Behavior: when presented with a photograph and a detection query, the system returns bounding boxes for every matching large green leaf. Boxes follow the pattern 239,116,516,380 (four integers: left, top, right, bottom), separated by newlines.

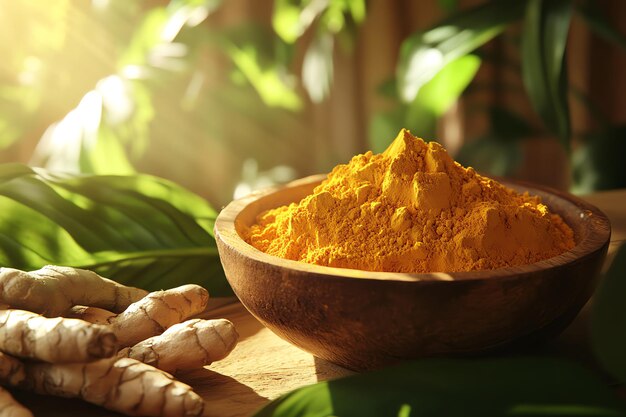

0,164,231,295
521,0,572,147
254,358,626,417
272,0,311,44
412,55,481,116
592,243,626,385
406,54,481,139
397,0,526,102
369,55,480,149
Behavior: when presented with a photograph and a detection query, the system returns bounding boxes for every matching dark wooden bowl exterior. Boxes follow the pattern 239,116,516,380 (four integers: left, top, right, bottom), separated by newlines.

215,175,611,370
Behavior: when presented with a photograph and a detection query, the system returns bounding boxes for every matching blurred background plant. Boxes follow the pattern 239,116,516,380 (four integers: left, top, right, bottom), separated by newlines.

1,0,625,209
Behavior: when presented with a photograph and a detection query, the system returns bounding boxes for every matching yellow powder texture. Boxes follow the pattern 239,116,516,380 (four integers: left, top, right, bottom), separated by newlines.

243,129,575,273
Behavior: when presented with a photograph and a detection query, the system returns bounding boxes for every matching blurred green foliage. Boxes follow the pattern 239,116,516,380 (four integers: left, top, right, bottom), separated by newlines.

0,0,371,203
272,0,365,103
375,0,626,189
0,163,230,295
395,1,525,104
370,54,481,151
1,0,626,199
521,0,572,148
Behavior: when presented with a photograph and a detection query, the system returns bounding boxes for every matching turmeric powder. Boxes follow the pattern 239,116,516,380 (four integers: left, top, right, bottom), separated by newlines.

244,129,575,273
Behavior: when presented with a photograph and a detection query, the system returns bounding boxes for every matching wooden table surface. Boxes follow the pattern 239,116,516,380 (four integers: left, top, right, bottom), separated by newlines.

10,189,626,417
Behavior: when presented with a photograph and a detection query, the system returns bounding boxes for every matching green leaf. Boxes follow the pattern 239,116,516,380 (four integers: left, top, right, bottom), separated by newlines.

272,0,364,43
273,0,331,43
521,0,572,147
322,1,347,34
0,164,231,295
397,0,526,102
576,1,626,53
227,42,303,110
272,0,307,44
345,0,366,24
592,243,626,385
372,56,480,144
409,52,479,137
410,54,481,115
253,358,626,417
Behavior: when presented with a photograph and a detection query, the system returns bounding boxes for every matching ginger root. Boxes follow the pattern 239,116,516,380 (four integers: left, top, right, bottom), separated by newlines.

0,309,117,363
0,266,147,317
0,266,237,417
0,386,33,417
121,318,238,373
70,305,239,374
73,285,210,347
66,305,115,324
0,353,30,417
0,353,25,387
13,357,204,417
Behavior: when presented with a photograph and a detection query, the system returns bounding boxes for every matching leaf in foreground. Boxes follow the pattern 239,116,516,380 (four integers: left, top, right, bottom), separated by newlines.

0,164,231,295
592,243,626,385
254,358,626,417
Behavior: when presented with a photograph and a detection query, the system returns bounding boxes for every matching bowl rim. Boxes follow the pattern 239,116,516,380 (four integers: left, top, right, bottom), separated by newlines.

215,174,611,283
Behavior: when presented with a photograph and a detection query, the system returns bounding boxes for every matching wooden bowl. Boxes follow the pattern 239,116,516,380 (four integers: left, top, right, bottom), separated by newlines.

214,175,611,370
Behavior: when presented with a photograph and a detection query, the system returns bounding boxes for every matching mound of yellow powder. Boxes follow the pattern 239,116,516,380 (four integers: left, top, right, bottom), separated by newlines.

244,129,575,273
